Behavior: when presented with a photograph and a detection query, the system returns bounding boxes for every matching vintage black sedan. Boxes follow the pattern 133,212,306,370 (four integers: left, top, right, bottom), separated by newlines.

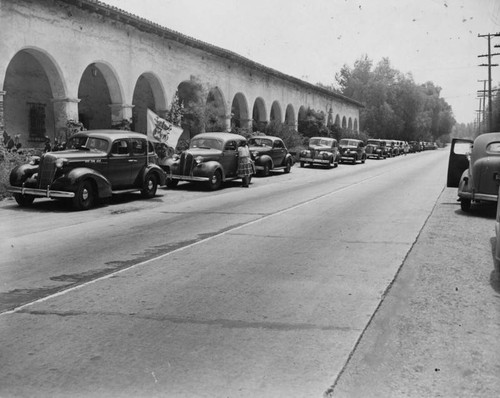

298,137,340,168
8,130,166,210
248,135,293,176
339,138,367,164
447,133,500,212
162,132,249,190
365,139,388,159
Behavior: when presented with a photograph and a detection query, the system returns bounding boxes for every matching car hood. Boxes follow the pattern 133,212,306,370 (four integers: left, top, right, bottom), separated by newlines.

43,150,107,160
249,146,272,154
308,145,332,151
184,148,223,158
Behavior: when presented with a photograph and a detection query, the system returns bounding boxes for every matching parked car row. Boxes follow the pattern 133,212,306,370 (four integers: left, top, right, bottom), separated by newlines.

7,130,434,211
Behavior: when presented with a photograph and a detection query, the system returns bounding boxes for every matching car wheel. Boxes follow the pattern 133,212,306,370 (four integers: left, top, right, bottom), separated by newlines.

207,169,222,190
141,173,158,198
284,158,292,173
361,156,366,164
262,162,271,177
460,198,471,212
13,193,35,207
166,178,179,188
72,180,95,211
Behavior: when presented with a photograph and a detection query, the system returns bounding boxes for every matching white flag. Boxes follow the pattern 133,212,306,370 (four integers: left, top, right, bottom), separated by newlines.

146,109,183,149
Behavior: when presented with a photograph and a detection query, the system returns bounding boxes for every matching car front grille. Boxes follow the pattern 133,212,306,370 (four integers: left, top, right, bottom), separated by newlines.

38,154,57,188
179,152,195,176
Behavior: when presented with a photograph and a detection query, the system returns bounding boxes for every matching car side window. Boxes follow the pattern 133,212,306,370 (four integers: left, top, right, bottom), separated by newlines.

131,139,147,155
225,141,237,151
111,140,129,155
274,140,284,149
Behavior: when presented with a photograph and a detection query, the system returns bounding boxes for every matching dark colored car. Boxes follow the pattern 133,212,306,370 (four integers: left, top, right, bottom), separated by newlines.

298,137,340,168
8,130,166,210
447,133,500,212
338,138,366,164
365,139,388,159
248,135,293,176
162,132,250,190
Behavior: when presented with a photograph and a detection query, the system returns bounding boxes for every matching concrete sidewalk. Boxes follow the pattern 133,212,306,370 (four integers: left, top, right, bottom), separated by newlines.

327,188,500,397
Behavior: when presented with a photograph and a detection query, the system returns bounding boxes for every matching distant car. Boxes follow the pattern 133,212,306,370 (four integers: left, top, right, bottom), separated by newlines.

298,137,340,168
8,130,166,210
162,132,250,190
365,139,388,159
338,138,366,164
447,133,500,212
248,135,293,176
382,139,397,157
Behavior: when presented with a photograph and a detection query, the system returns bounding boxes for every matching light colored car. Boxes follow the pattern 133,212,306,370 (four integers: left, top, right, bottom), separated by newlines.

447,133,500,212
162,132,250,190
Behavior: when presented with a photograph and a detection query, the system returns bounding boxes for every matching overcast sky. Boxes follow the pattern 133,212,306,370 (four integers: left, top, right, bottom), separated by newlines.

103,0,500,125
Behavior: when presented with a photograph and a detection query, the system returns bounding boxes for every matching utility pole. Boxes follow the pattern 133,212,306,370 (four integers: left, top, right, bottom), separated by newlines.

478,32,500,132
477,79,487,134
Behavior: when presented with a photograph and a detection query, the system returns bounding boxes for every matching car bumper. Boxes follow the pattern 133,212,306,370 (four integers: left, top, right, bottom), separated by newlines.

168,174,210,182
459,191,497,202
8,185,75,198
299,157,330,164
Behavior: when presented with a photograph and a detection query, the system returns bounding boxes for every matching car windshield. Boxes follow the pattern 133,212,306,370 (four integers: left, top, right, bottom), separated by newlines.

339,139,357,146
67,136,109,152
309,138,332,147
367,141,380,146
248,138,273,147
190,137,223,150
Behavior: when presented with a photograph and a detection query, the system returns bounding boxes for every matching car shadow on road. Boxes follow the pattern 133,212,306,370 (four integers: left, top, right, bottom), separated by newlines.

453,201,496,220
489,237,500,295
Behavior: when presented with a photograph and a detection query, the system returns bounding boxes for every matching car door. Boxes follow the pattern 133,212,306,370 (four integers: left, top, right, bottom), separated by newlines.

130,137,148,186
271,139,286,166
221,140,238,177
447,138,473,187
108,139,132,188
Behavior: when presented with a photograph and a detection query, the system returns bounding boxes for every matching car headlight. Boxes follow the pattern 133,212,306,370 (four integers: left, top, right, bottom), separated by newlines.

55,158,68,168
195,156,204,164
252,151,259,158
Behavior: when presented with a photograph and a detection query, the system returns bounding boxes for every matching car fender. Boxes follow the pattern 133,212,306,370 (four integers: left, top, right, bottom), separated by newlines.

65,168,112,198
137,164,166,186
9,164,38,186
284,153,294,165
458,168,472,198
255,154,273,168
187,160,226,180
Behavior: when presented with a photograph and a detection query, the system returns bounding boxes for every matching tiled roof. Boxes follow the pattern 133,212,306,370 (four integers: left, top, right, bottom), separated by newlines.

62,0,363,108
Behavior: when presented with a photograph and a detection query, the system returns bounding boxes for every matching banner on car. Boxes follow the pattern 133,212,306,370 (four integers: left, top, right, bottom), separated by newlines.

146,109,183,158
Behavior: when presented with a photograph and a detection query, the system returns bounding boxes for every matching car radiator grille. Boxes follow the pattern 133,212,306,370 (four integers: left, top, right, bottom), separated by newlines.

38,154,57,188
179,152,195,176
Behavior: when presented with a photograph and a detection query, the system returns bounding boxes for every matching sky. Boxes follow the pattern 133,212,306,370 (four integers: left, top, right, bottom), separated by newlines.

102,0,500,124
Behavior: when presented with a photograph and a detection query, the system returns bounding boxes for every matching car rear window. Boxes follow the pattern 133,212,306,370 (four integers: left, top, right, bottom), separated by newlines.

486,142,500,153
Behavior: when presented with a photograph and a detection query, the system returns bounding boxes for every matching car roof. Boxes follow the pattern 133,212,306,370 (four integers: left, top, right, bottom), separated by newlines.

193,132,246,141
72,129,150,140
250,135,282,141
340,138,362,142
310,136,335,141
472,132,500,155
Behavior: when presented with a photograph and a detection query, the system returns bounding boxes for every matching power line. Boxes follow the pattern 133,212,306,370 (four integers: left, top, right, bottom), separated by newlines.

478,32,500,132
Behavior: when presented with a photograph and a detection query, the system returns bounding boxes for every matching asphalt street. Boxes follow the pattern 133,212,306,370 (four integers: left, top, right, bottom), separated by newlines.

2,149,498,397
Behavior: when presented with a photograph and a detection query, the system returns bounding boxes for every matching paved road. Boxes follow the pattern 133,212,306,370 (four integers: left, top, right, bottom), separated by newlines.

0,149,452,397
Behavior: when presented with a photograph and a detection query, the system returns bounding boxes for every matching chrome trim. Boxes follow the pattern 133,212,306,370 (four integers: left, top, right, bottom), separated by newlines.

169,174,209,182
8,186,75,198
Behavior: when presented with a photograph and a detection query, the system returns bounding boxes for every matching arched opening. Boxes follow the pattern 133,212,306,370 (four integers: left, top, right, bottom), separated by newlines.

3,48,66,148
252,97,267,132
270,101,282,124
342,116,347,130
348,117,353,132
205,87,226,132
177,79,205,138
354,119,358,132
132,72,167,134
285,104,296,127
335,114,340,127
78,62,123,130
297,106,307,135
327,108,334,127
231,92,249,130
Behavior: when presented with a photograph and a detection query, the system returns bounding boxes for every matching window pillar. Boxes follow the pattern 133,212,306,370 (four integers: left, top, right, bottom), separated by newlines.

109,103,134,129
0,91,5,138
